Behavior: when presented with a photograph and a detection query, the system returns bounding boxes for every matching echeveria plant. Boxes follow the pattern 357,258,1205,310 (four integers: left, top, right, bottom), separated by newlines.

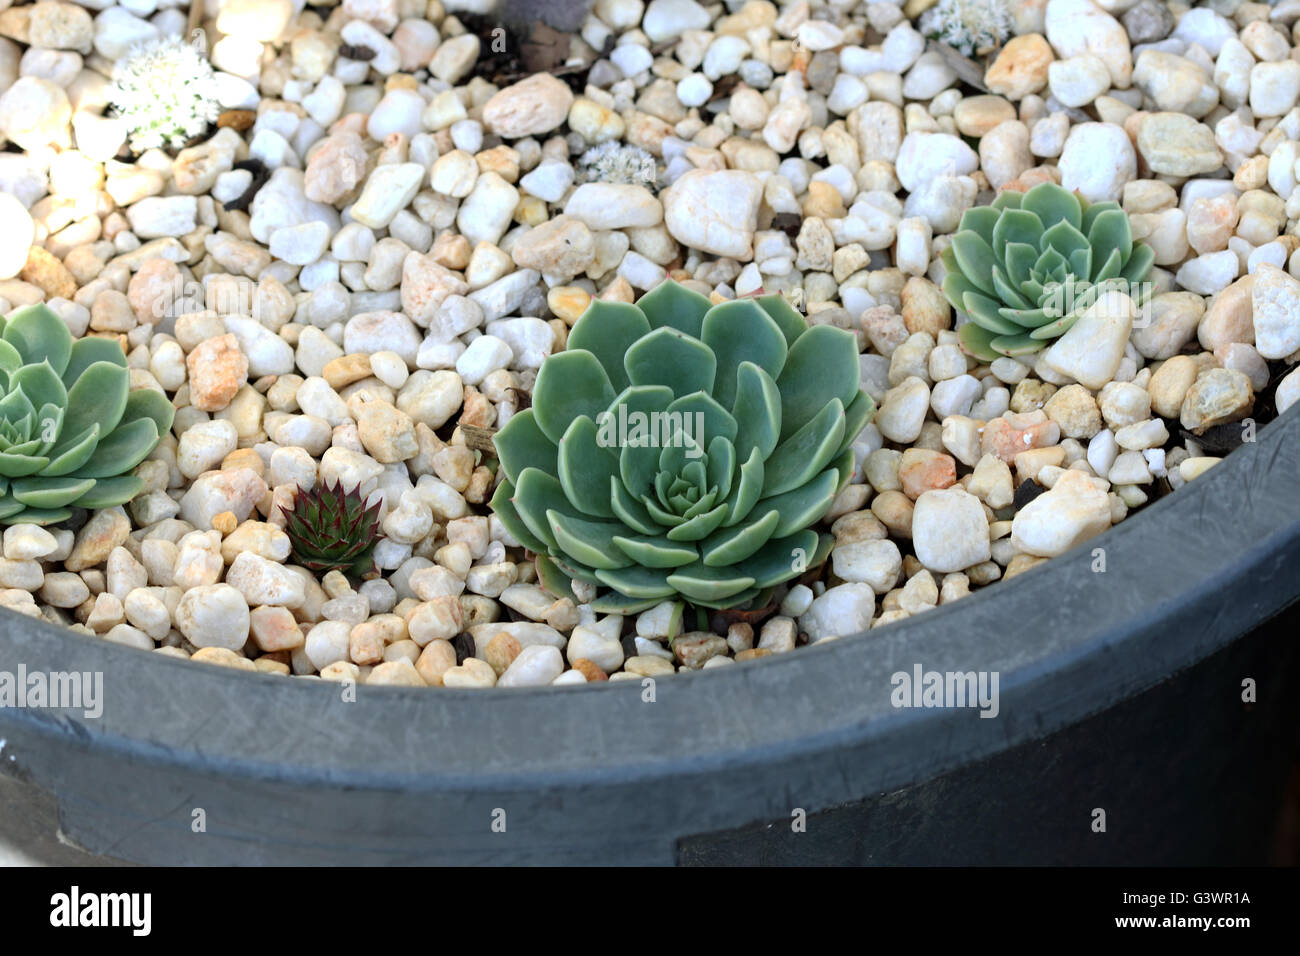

942,182,1155,361
490,282,873,613
0,304,174,525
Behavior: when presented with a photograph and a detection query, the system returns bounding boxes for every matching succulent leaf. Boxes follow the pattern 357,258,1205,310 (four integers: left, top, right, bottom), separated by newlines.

950,232,1000,296
612,532,698,568
11,361,67,413
735,529,822,587
700,508,780,567
960,204,1000,243
667,391,737,445
514,467,578,551
119,387,177,438
63,361,129,446
1122,243,1157,288
624,326,716,397
41,425,100,477
557,416,619,519
592,564,677,602
493,281,872,612
71,474,144,510
699,299,787,409
63,335,128,386
731,362,782,463
942,183,1154,361
547,510,633,570
704,436,735,501
665,562,755,604
753,292,809,347
73,417,160,479
1022,182,1082,230
11,476,97,509
762,399,845,497
774,324,859,441
635,280,711,336
722,445,765,527
563,300,651,393
531,349,616,443
762,467,840,538
0,451,49,477
839,391,878,457
534,554,577,603
664,502,728,542
493,409,558,485
0,341,23,379
3,305,73,375
490,478,550,554
609,475,657,535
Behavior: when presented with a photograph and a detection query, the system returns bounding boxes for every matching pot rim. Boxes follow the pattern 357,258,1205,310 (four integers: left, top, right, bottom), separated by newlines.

3,408,1298,801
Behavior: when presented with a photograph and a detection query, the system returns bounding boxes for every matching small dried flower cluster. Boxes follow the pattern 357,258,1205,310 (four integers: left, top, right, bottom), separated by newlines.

576,141,660,192
108,36,222,152
919,0,1013,56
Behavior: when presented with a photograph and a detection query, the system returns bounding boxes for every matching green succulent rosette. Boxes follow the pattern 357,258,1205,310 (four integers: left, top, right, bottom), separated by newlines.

0,304,175,525
489,282,874,614
283,479,383,579
942,182,1156,362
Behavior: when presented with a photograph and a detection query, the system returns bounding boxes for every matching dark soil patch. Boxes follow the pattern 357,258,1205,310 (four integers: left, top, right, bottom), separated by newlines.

457,15,603,93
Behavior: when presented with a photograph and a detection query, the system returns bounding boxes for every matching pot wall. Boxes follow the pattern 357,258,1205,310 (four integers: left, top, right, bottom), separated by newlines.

0,410,1298,865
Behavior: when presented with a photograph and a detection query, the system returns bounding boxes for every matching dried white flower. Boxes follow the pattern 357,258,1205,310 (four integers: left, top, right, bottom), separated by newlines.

919,0,1013,57
576,142,660,192
108,36,222,152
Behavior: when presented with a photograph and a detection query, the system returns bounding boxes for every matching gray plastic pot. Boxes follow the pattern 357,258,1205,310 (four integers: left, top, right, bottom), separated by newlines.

0,408,1297,865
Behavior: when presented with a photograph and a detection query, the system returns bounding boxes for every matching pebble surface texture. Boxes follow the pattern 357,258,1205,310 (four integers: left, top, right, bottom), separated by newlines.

0,0,1296,688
